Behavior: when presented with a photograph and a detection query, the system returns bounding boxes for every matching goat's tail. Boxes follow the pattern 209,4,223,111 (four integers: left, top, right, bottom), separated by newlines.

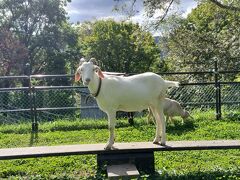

165,80,179,88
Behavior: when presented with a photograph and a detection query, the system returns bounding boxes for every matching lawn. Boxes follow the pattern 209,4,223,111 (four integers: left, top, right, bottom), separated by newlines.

0,110,239,179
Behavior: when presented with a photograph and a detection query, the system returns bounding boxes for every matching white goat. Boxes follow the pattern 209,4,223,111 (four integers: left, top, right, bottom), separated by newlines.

75,58,179,150
147,98,190,124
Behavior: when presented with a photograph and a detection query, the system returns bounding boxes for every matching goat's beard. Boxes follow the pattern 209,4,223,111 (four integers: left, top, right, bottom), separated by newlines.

83,81,89,86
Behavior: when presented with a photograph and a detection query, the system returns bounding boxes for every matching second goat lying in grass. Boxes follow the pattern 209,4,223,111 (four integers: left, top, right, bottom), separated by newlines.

75,58,179,150
147,98,191,124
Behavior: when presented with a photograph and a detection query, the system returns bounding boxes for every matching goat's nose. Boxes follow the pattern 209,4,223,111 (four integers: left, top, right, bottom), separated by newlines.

85,78,91,83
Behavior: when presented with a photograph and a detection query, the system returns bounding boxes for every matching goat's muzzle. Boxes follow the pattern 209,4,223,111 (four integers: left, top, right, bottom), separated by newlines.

83,78,91,85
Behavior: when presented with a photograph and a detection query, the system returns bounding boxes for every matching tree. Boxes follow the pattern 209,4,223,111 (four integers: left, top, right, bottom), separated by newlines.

77,20,162,73
0,27,27,77
0,27,28,114
115,0,240,26
0,0,80,77
207,0,240,11
0,0,80,116
163,2,240,80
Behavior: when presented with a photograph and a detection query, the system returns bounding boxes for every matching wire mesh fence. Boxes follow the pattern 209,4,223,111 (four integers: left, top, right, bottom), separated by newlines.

221,83,240,111
168,84,216,111
0,65,240,128
0,88,31,123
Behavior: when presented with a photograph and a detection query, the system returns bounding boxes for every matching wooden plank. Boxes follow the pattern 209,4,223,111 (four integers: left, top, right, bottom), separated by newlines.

107,164,139,179
0,140,239,160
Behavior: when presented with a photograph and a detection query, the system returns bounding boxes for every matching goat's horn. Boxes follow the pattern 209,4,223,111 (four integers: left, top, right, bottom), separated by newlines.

79,58,86,66
89,58,97,65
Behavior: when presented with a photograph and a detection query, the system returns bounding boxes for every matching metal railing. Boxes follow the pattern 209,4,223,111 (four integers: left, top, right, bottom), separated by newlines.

0,61,239,131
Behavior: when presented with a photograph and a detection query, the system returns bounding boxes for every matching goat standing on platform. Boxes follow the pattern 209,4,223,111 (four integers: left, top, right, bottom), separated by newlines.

75,58,179,150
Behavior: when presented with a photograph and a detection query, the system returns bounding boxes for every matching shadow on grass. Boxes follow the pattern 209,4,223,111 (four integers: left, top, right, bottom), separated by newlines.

146,170,240,180
47,119,132,132
167,120,197,135
29,132,38,146
0,118,196,135
132,119,196,136
0,119,131,134
90,169,239,180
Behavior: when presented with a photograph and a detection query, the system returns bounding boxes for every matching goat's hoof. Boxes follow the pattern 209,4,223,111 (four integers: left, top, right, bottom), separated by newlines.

153,141,160,145
160,138,166,146
104,147,111,150
104,143,113,150
153,137,161,144
104,146,112,150
160,142,166,146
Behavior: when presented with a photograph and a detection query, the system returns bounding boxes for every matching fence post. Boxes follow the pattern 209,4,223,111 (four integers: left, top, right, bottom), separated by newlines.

26,63,35,131
25,63,38,132
218,83,222,119
32,86,38,132
214,60,221,120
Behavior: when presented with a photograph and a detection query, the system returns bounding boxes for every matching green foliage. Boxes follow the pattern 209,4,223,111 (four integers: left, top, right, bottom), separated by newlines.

162,2,240,80
78,20,162,73
0,0,81,116
0,28,28,77
0,0,80,77
225,111,240,122
0,111,239,179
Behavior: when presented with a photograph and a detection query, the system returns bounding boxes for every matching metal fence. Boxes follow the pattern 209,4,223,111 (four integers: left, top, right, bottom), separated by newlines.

0,61,239,131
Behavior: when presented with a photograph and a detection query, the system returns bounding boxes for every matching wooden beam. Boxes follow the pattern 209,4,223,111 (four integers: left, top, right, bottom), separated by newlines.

0,140,239,160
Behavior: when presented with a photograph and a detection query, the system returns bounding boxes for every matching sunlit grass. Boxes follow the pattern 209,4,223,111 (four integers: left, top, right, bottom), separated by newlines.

0,110,239,179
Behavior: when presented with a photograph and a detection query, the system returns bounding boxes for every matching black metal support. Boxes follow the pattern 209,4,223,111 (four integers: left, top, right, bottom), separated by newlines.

26,63,38,132
218,83,222,119
32,87,38,132
26,63,35,131
97,151,155,173
127,112,134,125
214,60,222,120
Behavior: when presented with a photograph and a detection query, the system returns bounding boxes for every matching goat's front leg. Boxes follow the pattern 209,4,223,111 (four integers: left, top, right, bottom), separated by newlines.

152,105,166,146
151,106,161,144
159,107,166,145
105,111,116,150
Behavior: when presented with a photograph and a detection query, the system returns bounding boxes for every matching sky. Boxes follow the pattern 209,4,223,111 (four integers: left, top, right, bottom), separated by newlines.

66,0,198,24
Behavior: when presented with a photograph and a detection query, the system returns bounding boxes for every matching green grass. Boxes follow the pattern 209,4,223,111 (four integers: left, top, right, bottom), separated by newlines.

0,110,239,179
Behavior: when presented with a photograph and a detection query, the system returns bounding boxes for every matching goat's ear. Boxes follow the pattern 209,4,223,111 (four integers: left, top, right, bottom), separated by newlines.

94,65,104,79
75,72,81,82
98,70,104,79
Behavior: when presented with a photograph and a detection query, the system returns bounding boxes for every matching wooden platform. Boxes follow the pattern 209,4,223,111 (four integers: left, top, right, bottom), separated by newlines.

0,140,239,160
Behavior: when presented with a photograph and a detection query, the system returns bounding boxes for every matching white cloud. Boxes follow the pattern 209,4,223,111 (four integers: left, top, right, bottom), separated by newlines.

67,9,82,15
182,6,194,18
66,0,198,24
181,0,198,18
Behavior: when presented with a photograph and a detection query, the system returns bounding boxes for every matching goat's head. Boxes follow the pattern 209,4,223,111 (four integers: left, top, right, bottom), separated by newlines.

182,110,190,119
75,58,104,86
